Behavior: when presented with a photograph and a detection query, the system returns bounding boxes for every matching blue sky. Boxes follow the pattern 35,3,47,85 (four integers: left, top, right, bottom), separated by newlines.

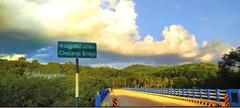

135,0,240,46
0,0,238,68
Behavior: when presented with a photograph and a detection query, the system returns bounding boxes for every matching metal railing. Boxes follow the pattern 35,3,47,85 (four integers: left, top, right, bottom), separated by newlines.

126,88,226,102
95,88,110,107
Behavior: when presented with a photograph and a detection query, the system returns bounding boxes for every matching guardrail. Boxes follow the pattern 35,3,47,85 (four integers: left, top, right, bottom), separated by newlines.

126,88,230,106
127,88,226,102
94,88,239,107
95,88,110,107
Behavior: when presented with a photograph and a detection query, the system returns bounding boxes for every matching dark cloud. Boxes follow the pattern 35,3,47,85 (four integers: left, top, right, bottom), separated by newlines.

0,31,50,54
24,47,198,68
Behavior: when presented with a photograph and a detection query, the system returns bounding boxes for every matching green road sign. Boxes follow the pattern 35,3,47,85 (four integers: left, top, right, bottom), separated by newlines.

58,41,97,58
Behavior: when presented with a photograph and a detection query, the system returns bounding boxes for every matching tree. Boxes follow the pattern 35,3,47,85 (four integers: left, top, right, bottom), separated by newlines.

218,47,240,88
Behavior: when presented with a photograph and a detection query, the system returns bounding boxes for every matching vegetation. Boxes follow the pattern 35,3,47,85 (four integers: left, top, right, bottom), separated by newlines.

0,47,239,106
218,47,240,88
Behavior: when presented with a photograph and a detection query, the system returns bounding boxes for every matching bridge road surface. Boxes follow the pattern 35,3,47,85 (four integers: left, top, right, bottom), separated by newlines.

101,89,204,107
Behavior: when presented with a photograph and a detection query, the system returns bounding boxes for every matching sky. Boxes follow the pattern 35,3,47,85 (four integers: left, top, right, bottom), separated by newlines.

135,0,240,46
0,0,239,68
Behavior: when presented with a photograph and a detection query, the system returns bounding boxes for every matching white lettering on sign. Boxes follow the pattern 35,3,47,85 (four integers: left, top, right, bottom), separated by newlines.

59,50,96,57
58,41,97,58
82,51,96,57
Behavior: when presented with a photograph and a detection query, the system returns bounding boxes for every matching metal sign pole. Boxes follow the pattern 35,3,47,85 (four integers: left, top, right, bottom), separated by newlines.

76,58,79,107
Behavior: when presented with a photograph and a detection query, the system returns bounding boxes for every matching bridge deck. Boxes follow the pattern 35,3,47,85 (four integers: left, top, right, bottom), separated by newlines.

101,89,204,106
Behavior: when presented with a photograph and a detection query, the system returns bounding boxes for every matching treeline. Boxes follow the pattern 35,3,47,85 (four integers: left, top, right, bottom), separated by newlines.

0,48,239,106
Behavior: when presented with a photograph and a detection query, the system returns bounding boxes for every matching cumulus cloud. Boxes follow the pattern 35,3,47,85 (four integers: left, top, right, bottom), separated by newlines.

128,25,198,57
0,53,25,61
198,53,214,62
0,0,234,65
196,39,233,62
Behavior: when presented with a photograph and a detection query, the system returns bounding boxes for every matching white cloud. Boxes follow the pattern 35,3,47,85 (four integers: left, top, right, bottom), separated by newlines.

202,41,208,47
0,54,25,61
1,0,233,63
32,54,49,59
37,46,53,53
198,53,214,62
197,39,233,62
120,25,198,57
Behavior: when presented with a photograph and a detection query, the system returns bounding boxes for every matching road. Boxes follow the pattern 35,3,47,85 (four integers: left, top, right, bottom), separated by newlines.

101,89,204,107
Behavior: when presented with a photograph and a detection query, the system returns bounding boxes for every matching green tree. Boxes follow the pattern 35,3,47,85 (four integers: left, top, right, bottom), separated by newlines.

218,47,240,88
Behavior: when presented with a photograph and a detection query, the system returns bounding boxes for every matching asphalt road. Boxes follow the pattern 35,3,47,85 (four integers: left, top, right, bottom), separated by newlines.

101,89,204,107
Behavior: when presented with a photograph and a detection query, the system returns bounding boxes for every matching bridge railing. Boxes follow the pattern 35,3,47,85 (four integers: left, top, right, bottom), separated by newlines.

95,88,110,107
126,88,226,102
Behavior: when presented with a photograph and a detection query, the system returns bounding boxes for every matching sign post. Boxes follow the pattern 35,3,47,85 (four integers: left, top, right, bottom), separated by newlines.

58,41,97,107
76,58,79,106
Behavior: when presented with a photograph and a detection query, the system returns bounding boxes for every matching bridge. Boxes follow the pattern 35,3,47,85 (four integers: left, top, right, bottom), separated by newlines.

95,88,240,107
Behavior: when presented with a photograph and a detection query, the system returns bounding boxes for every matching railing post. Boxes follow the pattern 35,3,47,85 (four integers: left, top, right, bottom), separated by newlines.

170,88,172,95
95,91,100,107
207,89,210,100
199,89,202,99
182,88,184,97
192,88,195,98
216,89,220,101
178,88,180,96
174,88,176,95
